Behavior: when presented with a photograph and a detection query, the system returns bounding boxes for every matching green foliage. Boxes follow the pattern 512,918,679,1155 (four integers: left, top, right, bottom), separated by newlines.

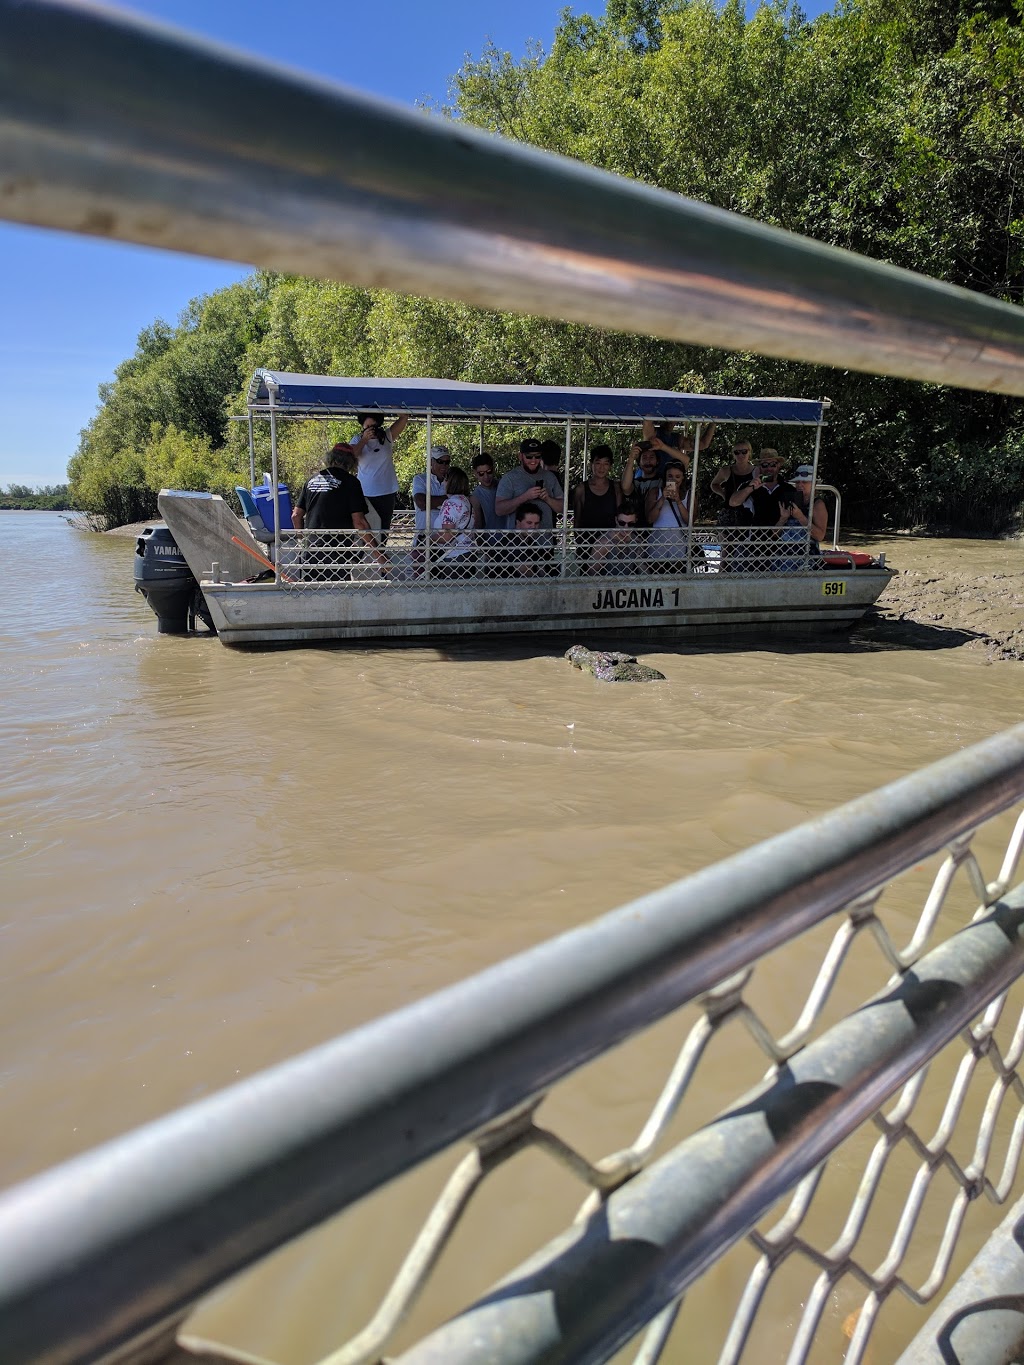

67,445,155,528
71,0,1024,533
0,484,71,510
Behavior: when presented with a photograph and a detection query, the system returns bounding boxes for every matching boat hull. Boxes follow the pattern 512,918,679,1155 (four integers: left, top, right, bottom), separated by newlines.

200,571,891,646
157,491,892,647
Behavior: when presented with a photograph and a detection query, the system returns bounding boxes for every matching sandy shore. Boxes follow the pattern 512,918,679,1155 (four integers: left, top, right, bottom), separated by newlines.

102,519,160,539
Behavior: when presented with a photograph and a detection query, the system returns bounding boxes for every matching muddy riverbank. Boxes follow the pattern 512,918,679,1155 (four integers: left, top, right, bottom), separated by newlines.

854,534,1024,661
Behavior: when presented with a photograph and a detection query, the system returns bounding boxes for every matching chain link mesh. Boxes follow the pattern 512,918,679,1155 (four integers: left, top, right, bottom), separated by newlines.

255,525,849,591
178,811,1024,1365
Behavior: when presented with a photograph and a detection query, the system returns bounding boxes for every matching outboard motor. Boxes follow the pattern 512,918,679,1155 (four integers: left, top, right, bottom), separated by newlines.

134,524,207,634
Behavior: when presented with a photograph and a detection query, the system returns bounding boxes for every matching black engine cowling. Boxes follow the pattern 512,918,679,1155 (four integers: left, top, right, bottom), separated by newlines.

134,524,210,634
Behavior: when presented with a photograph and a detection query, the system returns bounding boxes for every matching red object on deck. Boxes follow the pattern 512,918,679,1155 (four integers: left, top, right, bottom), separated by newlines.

821,550,875,569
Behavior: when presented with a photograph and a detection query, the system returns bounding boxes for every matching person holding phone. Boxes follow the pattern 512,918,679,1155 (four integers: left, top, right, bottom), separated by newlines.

351,410,409,539
494,439,563,531
646,460,697,571
776,464,828,551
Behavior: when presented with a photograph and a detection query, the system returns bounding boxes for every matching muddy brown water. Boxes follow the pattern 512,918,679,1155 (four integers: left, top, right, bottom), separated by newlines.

2,511,1023,1363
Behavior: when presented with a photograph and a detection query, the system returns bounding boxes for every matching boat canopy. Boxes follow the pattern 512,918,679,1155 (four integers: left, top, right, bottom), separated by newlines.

246,371,826,426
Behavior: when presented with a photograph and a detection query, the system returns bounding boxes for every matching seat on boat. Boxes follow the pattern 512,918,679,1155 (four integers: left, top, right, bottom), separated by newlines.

251,482,293,534
235,486,274,545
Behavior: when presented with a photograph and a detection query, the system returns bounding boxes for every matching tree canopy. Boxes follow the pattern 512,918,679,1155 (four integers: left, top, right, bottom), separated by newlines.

69,0,1024,533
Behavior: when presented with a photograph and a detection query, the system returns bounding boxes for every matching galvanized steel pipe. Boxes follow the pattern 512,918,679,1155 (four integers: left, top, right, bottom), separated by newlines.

398,887,1024,1365
4,0,1024,393
0,726,1023,1364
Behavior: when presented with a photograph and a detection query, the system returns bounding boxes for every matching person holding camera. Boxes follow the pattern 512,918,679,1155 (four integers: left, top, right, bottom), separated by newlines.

728,449,795,571
776,464,827,545
641,419,716,475
620,441,662,526
351,410,409,538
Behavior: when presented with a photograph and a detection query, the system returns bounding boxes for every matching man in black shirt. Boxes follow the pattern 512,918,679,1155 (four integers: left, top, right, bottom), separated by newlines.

293,444,389,580
727,449,795,571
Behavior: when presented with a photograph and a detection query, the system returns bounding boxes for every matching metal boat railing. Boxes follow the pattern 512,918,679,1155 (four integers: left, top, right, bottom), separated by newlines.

4,3,1024,1363
248,526,852,589
1,729,1024,1365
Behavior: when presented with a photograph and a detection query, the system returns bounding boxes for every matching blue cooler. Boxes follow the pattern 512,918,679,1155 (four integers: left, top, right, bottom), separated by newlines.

252,482,293,532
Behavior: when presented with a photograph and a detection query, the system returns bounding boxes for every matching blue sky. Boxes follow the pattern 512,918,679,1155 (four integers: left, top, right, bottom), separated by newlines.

2,0,832,487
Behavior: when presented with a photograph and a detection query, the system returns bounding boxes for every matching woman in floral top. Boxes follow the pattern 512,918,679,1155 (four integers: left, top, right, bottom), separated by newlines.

433,467,476,578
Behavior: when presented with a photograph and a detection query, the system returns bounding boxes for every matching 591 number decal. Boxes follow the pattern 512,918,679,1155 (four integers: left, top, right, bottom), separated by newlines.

821,580,847,597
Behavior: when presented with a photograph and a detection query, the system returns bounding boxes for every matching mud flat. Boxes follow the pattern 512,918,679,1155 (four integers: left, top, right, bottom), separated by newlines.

853,534,1024,662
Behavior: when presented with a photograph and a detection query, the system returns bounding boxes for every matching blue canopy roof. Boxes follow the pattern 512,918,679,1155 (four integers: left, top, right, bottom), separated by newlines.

247,371,825,425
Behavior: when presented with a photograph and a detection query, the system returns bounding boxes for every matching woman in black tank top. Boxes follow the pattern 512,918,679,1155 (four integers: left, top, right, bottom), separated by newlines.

572,446,622,568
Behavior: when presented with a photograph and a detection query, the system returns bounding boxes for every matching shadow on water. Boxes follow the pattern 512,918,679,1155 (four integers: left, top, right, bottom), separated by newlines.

437,610,982,663
220,610,980,666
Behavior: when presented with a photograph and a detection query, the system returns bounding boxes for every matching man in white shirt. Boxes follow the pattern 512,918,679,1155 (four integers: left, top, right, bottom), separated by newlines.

412,446,451,539
351,411,409,539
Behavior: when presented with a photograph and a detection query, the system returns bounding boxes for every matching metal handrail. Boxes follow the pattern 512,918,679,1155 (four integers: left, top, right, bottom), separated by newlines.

2,725,1024,1365
4,0,1024,395
398,886,1024,1365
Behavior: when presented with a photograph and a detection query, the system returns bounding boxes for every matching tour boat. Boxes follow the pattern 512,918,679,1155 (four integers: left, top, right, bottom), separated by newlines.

139,372,893,646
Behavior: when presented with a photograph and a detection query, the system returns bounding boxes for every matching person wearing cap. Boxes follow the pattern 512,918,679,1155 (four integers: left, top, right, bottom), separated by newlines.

776,465,828,546
494,439,564,531
351,411,408,539
292,443,389,580
412,446,452,540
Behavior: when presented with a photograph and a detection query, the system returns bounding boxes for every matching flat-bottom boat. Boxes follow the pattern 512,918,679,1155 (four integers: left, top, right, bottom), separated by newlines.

141,372,893,647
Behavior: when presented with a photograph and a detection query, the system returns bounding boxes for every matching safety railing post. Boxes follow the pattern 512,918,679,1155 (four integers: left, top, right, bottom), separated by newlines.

560,418,572,577
807,419,823,568
424,412,432,581
685,423,701,576
268,378,281,585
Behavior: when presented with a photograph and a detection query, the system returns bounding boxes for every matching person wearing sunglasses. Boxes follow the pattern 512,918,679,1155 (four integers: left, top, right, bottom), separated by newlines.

728,449,794,525
776,464,828,551
494,438,564,531
590,500,643,575
728,447,796,571
470,453,501,533
711,440,756,523
412,446,452,541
